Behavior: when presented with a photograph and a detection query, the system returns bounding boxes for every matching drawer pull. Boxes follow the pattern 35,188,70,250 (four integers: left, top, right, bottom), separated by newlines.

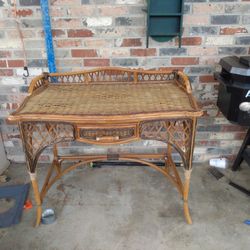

96,136,119,141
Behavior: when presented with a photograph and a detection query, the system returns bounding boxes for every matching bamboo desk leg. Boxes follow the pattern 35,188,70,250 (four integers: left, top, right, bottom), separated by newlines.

29,172,42,227
183,169,192,224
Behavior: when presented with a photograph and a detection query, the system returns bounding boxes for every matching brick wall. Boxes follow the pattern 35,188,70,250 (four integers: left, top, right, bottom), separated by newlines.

0,0,249,163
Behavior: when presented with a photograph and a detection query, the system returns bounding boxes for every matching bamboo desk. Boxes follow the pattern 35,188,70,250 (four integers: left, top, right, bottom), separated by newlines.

7,68,203,226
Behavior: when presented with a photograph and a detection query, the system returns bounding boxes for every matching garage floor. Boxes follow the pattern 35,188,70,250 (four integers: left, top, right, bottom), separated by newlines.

0,162,250,250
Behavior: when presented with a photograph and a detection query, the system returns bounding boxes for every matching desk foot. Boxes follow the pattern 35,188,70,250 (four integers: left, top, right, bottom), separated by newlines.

29,172,42,227
183,169,192,225
184,201,192,225
34,205,42,227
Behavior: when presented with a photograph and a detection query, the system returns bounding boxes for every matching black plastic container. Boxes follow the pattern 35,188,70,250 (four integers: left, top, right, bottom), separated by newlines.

215,56,250,126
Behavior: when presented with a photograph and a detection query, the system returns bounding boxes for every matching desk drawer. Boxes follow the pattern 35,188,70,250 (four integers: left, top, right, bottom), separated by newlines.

76,124,139,144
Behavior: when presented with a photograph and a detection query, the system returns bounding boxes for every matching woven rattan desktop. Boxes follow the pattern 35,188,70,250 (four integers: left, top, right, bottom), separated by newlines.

7,67,203,227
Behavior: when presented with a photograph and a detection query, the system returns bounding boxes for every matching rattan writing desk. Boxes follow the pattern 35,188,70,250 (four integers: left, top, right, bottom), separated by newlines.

7,67,203,227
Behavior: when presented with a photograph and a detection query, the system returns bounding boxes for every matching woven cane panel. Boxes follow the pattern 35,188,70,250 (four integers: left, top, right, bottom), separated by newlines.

22,122,74,154
140,119,192,156
18,82,194,116
20,122,74,172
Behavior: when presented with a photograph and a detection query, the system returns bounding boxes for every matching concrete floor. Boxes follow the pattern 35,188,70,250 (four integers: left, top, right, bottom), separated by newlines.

0,162,250,250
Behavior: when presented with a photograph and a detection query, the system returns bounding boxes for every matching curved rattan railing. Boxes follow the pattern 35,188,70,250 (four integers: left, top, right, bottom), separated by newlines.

28,67,192,95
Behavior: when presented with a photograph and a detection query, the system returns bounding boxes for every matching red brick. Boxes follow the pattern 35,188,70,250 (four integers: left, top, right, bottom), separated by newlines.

220,27,248,35
0,51,11,58
130,48,156,57
196,140,220,147
52,29,66,37
171,57,199,65
12,103,19,109
234,132,248,140
56,39,81,48
16,9,33,17
199,75,217,83
84,59,110,67
176,37,202,46
121,38,142,47
0,60,7,67
68,29,94,37
0,69,13,76
159,67,184,71
221,125,247,132
8,60,24,67
72,49,98,57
